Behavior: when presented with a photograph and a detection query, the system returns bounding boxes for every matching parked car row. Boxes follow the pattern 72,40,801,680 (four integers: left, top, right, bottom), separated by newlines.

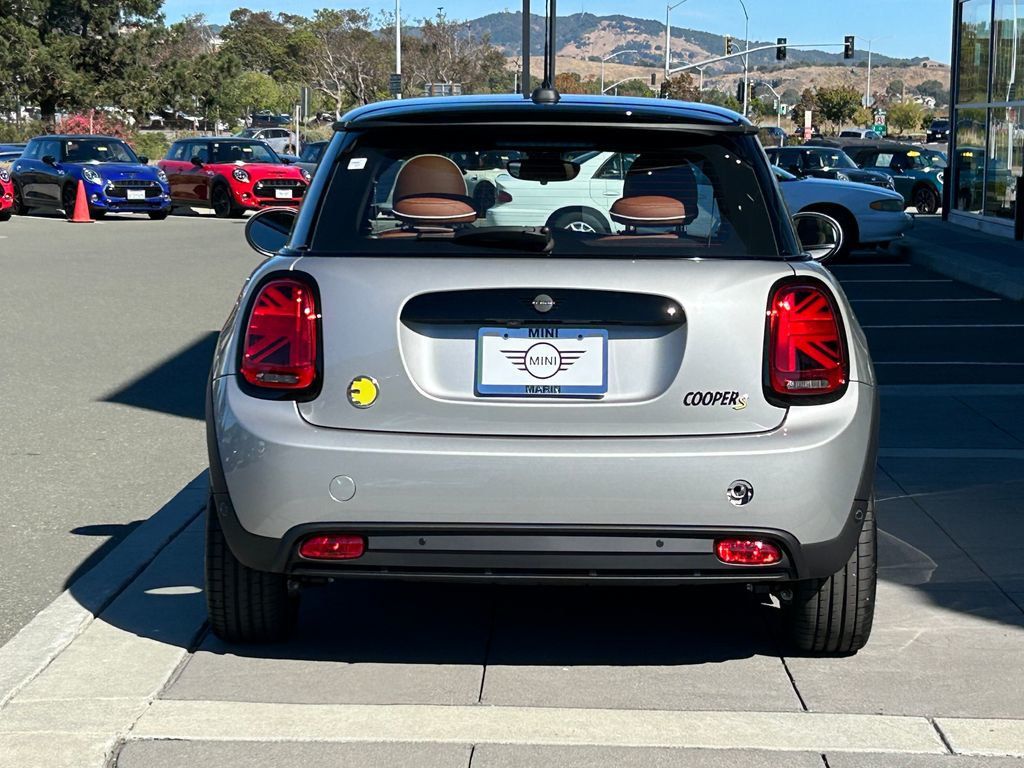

2,134,316,221
805,138,946,214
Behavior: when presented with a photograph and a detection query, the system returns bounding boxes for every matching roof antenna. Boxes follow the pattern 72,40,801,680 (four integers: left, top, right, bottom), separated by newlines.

531,0,560,103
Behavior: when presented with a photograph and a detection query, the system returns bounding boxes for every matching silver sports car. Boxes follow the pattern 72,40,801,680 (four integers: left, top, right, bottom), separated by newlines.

206,94,879,655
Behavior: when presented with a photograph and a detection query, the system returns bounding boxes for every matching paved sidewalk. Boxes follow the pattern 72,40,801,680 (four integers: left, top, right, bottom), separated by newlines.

1,386,1023,767
896,216,1024,301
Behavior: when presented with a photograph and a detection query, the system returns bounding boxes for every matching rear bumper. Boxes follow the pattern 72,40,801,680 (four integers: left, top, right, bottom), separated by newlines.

209,375,878,582
857,211,913,244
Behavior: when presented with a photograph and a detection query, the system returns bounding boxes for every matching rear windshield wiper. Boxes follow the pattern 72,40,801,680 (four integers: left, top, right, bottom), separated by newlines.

451,226,553,253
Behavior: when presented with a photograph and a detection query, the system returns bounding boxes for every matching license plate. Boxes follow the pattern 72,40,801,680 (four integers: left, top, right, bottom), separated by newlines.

126,189,145,200
274,188,293,199
476,327,608,397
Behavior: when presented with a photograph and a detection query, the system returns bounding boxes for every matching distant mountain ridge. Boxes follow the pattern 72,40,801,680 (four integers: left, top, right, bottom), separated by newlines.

466,11,930,74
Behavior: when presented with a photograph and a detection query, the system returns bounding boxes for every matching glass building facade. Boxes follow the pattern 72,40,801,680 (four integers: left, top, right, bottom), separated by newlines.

951,0,1024,234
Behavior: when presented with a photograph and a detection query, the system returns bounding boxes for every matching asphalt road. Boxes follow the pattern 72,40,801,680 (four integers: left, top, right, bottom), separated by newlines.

0,211,261,644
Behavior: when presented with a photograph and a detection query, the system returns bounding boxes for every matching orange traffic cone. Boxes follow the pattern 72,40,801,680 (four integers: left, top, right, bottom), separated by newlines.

68,179,93,224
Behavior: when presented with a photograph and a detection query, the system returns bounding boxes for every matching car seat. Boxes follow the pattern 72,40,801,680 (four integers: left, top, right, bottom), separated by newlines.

390,154,477,227
608,154,699,235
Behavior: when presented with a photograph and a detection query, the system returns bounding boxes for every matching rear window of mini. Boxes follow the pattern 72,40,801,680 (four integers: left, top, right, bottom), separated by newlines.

310,125,794,259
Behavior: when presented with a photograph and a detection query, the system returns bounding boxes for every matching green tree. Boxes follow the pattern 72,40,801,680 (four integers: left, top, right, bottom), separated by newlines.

916,78,947,104
815,85,861,133
220,9,300,80
888,79,905,97
660,72,699,101
853,106,874,127
888,100,925,134
0,0,163,120
700,88,741,112
792,88,817,123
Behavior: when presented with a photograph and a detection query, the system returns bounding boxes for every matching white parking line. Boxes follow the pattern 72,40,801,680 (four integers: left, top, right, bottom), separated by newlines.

862,324,1024,329
851,298,1002,303
840,279,953,284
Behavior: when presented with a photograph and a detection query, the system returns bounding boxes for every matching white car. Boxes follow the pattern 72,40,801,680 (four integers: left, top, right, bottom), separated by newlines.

486,151,719,239
236,127,297,155
771,166,912,255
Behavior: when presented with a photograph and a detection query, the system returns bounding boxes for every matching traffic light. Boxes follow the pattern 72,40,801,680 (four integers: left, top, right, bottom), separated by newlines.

725,35,733,55
736,80,744,102
776,37,787,61
844,35,855,59
651,72,657,87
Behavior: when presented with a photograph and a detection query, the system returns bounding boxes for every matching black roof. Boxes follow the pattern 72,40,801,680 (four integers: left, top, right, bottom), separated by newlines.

806,137,929,152
26,135,130,142
335,94,754,133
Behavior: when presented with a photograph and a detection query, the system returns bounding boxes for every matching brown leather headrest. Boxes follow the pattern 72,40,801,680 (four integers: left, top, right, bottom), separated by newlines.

394,155,467,200
609,195,687,226
393,194,477,225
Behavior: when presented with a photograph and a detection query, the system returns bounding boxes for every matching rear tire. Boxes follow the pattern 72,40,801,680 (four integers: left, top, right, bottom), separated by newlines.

12,180,29,215
0,211,10,222
206,494,296,643
783,500,877,655
913,185,939,215
548,208,609,234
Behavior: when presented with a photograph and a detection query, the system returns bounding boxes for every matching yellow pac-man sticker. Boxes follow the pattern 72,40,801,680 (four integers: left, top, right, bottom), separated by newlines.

906,150,921,157
348,376,379,409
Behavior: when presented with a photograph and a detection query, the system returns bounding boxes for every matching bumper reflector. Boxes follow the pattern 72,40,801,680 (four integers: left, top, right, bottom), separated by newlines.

299,534,366,560
714,538,782,566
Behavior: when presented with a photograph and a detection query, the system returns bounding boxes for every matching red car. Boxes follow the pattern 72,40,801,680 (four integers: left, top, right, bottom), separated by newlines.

0,167,13,221
158,138,309,218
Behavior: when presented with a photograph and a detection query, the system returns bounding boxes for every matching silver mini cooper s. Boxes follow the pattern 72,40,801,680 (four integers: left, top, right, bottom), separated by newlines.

206,95,879,654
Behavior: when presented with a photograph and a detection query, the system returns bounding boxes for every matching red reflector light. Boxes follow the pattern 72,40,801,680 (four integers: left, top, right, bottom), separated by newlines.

496,190,513,204
299,534,366,560
767,283,847,397
241,278,318,390
715,539,782,565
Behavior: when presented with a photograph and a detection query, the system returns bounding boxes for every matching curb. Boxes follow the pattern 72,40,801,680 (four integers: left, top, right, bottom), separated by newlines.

894,236,1024,302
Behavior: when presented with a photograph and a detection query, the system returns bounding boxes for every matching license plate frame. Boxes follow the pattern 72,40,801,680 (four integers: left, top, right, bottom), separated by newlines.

126,189,146,200
274,188,294,199
475,326,608,398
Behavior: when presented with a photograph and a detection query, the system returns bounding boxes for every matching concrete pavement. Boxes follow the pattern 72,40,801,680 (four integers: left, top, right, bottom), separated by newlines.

1,382,1023,766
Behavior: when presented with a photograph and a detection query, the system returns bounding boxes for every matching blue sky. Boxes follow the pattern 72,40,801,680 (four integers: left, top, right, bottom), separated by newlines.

160,0,954,63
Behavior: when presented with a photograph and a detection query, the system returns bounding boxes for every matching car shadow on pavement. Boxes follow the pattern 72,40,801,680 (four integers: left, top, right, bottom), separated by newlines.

101,332,217,420
201,580,781,666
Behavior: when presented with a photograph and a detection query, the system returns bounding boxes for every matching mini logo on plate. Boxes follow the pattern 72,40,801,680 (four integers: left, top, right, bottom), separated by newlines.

502,343,585,380
348,376,379,409
531,294,555,313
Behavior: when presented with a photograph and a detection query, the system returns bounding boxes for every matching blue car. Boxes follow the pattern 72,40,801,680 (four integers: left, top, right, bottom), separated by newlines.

11,135,172,219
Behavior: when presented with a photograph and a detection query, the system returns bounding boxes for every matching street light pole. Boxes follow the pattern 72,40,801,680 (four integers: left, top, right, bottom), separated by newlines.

602,49,639,93
395,0,402,100
665,0,688,80
737,0,749,117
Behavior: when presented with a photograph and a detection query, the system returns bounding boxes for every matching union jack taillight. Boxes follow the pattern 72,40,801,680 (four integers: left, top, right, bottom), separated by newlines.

767,282,847,398
240,278,319,390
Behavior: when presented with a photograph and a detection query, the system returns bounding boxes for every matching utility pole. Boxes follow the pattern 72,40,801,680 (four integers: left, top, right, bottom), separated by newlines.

522,0,531,98
664,0,688,80
737,0,749,118
395,0,402,99
602,49,638,92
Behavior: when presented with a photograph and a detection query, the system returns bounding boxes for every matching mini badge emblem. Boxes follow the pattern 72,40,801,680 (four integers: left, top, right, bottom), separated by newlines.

348,376,379,409
532,293,555,313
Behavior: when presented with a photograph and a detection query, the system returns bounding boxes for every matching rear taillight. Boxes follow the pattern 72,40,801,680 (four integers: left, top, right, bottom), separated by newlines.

715,538,782,566
767,282,847,398
496,189,513,204
299,534,366,560
240,278,318,390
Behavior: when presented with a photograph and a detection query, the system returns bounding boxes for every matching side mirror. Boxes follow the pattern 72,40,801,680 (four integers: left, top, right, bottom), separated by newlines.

42,155,56,166
792,211,843,263
138,155,149,165
245,207,297,257
191,156,203,167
